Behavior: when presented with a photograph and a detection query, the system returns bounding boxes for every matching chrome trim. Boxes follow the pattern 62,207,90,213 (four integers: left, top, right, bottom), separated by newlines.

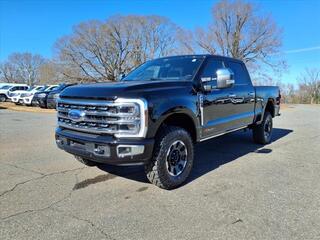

116,145,145,158
199,126,247,142
198,93,204,126
56,97,148,138
57,121,138,135
58,113,140,124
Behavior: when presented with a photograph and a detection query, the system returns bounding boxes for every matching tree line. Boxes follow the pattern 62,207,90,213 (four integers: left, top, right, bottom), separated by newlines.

0,0,319,104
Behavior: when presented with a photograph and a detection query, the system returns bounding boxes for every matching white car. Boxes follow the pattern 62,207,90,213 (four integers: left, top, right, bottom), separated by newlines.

0,84,29,102
20,85,57,105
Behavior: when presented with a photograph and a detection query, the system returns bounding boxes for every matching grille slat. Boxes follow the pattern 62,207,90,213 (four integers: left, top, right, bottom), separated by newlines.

57,99,140,135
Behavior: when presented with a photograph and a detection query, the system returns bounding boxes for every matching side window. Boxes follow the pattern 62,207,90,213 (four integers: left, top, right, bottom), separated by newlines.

200,59,224,84
226,61,251,85
11,87,17,91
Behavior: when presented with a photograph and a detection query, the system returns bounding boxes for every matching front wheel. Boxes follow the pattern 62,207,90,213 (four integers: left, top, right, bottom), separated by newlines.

252,111,273,144
145,126,194,190
0,95,6,102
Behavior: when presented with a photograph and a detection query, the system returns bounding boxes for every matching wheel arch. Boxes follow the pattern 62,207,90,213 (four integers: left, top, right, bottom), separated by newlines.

254,98,275,125
149,108,199,142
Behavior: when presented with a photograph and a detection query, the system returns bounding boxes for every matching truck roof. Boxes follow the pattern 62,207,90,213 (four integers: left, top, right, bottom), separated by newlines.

156,54,243,63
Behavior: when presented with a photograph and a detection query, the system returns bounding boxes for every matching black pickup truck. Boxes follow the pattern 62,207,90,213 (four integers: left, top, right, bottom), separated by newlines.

55,55,280,189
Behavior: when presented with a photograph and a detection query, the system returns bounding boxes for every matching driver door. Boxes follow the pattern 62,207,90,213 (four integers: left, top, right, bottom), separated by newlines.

200,58,235,138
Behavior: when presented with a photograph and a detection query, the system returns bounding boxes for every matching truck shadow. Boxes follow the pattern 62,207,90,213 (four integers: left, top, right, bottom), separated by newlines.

97,128,293,187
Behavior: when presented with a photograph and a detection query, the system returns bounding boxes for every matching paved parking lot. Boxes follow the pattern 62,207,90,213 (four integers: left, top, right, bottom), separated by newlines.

0,105,319,240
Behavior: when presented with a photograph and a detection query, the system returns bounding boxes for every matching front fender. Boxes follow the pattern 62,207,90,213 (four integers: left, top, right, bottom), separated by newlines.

146,97,200,139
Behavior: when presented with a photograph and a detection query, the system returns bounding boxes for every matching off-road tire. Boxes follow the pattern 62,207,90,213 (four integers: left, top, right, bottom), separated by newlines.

145,126,194,190
253,111,273,144
0,95,6,102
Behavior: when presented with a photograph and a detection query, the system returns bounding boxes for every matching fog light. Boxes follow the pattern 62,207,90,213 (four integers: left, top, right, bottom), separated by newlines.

117,145,144,158
56,138,64,145
93,145,110,156
94,145,105,155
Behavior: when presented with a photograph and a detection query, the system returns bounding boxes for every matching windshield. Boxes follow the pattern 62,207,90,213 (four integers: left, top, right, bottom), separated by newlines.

46,86,58,91
1,85,12,90
27,86,36,91
35,86,47,91
123,56,204,81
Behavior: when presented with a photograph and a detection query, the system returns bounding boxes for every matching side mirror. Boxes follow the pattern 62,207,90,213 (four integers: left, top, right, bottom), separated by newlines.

201,68,235,92
216,68,235,89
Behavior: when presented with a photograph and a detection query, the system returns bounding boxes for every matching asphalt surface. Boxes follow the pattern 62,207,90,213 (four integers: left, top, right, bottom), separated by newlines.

0,105,319,240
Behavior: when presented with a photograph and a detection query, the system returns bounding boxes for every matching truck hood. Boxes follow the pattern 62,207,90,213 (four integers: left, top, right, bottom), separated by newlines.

59,80,193,100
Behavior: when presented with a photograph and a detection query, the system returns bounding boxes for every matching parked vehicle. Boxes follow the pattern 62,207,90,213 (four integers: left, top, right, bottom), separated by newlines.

32,85,59,107
46,83,76,109
55,55,281,189
33,85,61,108
0,84,29,102
19,85,50,105
0,83,15,89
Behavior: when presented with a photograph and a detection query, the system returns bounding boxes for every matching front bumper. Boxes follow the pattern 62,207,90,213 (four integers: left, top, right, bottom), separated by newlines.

36,97,47,107
23,97,33,105
55,127,154,165
9,97,20,103
47,98,57,109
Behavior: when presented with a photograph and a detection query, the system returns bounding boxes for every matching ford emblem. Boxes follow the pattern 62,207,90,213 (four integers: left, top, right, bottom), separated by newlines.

68,109,85,122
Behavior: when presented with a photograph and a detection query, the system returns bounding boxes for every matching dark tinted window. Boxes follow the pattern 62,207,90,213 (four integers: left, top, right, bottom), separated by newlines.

226,61,251,85
200,59,224,78
199,59,224,86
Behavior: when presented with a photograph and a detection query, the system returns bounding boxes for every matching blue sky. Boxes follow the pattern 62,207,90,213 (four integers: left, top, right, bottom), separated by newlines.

0,0,319,85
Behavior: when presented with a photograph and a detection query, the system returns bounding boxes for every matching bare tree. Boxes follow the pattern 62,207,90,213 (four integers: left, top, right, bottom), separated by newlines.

129,15,177,66
192,0,284,73
298,68,320,104
0,53,47,85
54,15,177,82
0,62,18,83
175,28,198,54
38,61,71,84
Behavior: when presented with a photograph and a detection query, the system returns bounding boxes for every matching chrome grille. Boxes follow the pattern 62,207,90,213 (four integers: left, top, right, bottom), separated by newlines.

56,98,146,137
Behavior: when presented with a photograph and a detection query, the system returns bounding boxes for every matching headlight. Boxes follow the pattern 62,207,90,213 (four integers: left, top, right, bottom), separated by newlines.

38,93,46,98
9,92,18,97
53,93,59,99
114,98,148,138
24,93,33,97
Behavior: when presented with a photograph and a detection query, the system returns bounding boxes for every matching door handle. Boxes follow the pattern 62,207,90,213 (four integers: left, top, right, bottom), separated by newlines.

228,94,236,98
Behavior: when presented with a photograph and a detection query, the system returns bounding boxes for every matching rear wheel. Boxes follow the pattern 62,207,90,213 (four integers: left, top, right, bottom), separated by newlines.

253,111,273,144
145,126,194,190
74,155,97,167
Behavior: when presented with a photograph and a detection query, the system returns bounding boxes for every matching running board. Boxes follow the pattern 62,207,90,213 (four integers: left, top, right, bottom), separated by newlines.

199,126,248,142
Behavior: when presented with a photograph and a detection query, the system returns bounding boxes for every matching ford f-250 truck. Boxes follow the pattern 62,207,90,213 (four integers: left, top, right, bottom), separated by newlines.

55,55,280,189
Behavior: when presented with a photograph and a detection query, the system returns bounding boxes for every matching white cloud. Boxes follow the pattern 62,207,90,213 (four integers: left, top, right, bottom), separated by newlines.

284,46,320,54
